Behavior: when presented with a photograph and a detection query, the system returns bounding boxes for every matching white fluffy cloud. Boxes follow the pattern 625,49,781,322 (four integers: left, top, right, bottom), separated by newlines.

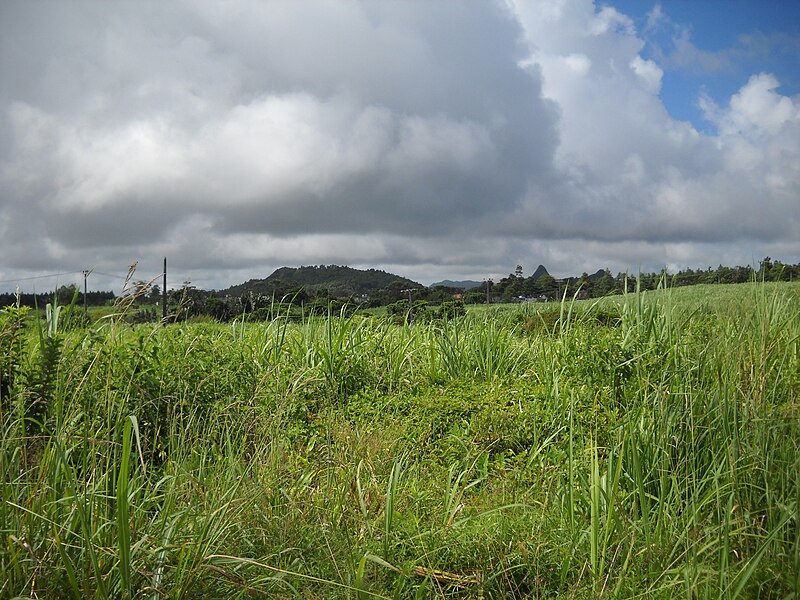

505,0,799,248
715,73,800,137
0,0,797,291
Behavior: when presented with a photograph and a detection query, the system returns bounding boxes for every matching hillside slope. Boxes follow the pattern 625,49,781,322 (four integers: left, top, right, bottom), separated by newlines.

221,265,421,297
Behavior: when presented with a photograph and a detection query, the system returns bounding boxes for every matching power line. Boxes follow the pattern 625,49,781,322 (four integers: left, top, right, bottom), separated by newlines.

0,269,139,290
0,271,83,285
90,270,130,279
1,265,195,291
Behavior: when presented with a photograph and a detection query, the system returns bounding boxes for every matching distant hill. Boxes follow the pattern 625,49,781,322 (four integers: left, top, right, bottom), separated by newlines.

530,264,550,279
587,269,608,280
432,266,551,290
430,279,483,291
220,265,421,298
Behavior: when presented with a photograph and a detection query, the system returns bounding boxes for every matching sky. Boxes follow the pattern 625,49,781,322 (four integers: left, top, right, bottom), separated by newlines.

1,0,799,293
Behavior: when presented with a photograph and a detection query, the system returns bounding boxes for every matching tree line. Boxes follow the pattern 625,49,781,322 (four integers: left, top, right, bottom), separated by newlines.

3,257,796,322
488,257,798,303
0,286,115,309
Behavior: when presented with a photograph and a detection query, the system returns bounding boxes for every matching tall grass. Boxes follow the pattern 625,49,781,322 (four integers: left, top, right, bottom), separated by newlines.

0,281,798,597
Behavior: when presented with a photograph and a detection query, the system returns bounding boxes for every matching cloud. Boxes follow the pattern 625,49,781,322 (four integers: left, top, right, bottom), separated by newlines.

0,1,556,279
717,73,800,137
503,0,799,248
0,0,798,292
643,4,800,77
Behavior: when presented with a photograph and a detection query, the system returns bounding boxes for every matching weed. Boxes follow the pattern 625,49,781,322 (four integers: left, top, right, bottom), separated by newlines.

0,281,798,598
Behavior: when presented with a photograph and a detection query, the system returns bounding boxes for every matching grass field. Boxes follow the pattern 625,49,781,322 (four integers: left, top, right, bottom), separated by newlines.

1,281,798,598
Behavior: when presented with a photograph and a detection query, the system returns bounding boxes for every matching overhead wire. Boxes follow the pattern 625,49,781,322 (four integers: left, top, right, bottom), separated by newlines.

1,267,193,291
0,271,84,285
90,270,131,280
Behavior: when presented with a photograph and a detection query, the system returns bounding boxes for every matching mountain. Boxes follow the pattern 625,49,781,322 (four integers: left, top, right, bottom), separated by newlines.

587,269,608,280
530,264,550,279
220,265,421,297
430,279,483,291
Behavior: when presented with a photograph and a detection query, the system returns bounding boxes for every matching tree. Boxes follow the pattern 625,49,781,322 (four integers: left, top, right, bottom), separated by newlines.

759,256,773,279
56,284,79,306
149,284,161,304
534,274,557,298
593,270,616,296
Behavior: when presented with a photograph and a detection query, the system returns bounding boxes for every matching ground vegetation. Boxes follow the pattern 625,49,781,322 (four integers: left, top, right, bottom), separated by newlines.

1,279,798,598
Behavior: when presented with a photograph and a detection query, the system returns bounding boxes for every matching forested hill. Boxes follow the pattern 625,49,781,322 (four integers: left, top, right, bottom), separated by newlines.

429,280,482,291
220,265,421,298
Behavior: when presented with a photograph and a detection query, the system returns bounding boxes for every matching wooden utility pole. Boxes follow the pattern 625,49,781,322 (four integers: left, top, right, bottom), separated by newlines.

402,288,415,326
162,257,167,321
408,288,413,326
82,270,90,319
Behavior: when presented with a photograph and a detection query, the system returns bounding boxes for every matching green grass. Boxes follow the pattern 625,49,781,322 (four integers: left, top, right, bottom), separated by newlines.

1,281,798,598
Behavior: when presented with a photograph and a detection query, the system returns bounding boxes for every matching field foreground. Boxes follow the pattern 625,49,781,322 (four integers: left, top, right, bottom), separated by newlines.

1,282,799,598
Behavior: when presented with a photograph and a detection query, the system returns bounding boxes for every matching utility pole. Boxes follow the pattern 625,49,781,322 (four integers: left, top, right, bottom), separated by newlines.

402,288,415,326
485,278,492,305
162,257,167,321
82,269,91,319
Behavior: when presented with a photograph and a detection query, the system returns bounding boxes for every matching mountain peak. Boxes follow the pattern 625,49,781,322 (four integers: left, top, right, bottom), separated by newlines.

531,265,550,279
